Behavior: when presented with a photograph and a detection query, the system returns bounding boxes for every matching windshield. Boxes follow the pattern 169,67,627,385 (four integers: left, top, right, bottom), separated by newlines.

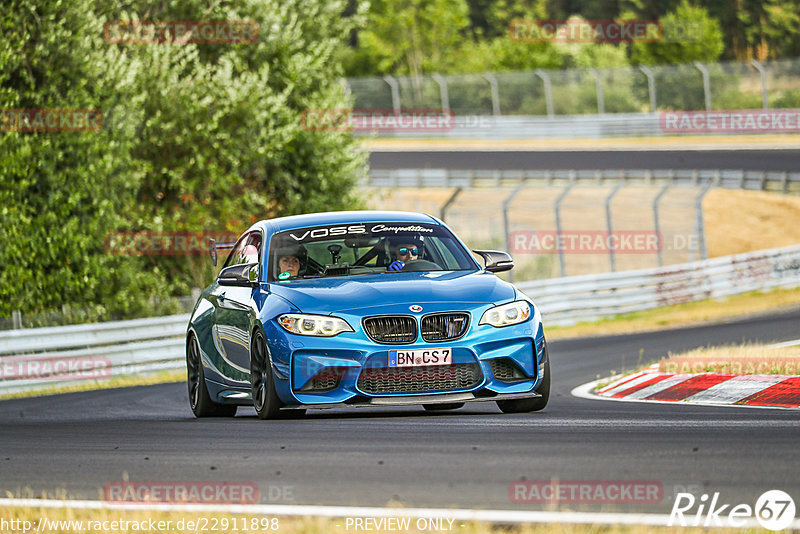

267,222,477,281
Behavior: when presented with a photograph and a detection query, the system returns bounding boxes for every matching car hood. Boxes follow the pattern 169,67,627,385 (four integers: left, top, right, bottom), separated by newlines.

266,271,516,314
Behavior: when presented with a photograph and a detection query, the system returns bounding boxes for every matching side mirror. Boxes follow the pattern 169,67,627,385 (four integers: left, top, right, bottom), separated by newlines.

218,262,260,288
473,250,514,273
209,238,237,267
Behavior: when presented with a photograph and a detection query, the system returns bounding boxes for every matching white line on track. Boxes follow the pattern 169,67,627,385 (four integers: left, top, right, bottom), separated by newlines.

768,338,800,349
3,497,798,528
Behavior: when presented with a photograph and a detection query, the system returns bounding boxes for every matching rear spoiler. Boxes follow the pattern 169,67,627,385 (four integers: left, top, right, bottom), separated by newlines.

208,238,236,266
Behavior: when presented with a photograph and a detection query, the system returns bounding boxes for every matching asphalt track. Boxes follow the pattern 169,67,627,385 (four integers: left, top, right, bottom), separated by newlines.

1,309,799,515
369,150,800,171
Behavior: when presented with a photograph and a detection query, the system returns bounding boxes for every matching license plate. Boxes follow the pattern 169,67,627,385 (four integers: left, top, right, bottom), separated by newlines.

388,348,452,367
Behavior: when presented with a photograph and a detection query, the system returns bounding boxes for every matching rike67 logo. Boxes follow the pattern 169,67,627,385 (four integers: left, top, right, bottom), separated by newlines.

669,490,796,530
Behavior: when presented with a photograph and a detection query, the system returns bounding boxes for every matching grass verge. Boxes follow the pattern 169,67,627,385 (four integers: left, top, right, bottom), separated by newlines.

0,370,185,401
546,285,800,341
658,343,800,375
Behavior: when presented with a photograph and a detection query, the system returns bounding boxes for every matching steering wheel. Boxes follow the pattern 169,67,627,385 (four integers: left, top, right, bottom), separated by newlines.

400,259,441,272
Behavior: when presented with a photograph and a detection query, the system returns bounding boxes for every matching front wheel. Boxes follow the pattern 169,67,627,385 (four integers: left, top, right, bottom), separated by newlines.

497,342,551,414
250,331,283,420
187,334,237,418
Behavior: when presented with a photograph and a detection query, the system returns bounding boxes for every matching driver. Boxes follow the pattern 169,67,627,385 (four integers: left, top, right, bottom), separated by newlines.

388,241,419,271
274,243,307,280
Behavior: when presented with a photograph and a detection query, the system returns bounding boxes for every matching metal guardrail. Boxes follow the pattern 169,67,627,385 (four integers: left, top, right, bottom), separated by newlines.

517,244,800,326
364,168,800,193
0,314,189,395
2,244,799,394
359,113,670,139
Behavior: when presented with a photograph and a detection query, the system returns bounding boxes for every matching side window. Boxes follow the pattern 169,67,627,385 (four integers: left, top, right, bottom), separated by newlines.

222,232,262,269
242,233,262,264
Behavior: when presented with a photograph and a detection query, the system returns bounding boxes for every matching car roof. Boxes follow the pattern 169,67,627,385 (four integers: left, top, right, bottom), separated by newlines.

257,211,441,233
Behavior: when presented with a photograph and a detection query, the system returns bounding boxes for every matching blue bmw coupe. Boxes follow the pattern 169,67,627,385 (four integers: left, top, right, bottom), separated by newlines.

186,211,550,418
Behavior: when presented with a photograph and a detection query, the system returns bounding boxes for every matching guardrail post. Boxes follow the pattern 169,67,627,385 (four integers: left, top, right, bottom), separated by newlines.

431,73,450,112
693,183,713,261
751,60,769,109
653,185,670,267
503,183,526,282
639,65,657,113
588,68,605,115
440,187,463,222
605,182,625,272
483,73,501,116
339,77,351,100
535,69,554,118
383,75,401,114
12,310,22,330
694,62,712,111
554,183,575,277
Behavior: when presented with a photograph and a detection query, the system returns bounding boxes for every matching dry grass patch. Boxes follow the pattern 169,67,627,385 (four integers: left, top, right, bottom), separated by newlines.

704,189,800,258
0,370,185,401
658,343,800,375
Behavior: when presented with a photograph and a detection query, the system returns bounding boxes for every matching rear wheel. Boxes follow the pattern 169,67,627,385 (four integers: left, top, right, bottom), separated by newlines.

497,341,551,414
423,403,465,411
251,331,283,420
187,334,237,418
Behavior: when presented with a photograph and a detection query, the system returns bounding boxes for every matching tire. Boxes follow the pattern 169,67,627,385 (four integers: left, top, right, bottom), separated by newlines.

187,334,237,418
250,330,283,420
497,342,551,414
423,403,465,411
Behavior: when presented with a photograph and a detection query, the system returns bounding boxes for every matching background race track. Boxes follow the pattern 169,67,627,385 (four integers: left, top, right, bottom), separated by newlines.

2,309,798,514
369,149,800,171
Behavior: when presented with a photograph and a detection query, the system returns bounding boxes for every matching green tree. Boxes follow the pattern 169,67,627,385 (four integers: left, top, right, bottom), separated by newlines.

0,0,366,320
0,0,161,320
630,0,724,65
347,0,472,77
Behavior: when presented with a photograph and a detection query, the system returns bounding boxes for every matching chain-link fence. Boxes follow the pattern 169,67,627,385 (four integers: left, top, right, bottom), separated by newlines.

363,178,739,281
347,58,800,116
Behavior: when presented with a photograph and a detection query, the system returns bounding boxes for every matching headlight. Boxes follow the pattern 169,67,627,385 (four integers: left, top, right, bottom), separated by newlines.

479,300,531,327
277,314,354,336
